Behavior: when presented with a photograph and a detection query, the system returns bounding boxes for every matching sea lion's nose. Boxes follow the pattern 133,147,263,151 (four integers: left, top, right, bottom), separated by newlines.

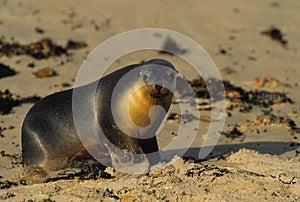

155,85,163,91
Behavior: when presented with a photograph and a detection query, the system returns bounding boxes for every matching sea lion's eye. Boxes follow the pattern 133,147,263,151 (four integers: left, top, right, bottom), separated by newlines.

169,73,175,81
143,75,148,82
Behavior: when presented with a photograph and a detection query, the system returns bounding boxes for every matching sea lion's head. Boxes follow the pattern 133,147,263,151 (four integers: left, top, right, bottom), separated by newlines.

126,59,177,129
139,59,178,99
114,59,178,129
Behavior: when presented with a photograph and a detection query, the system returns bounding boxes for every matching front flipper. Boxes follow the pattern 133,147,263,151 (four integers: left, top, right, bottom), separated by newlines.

104,141,150,174
138,136,161,167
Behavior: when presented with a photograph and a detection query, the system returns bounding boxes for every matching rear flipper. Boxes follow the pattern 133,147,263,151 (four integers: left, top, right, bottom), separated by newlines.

22,160,107,184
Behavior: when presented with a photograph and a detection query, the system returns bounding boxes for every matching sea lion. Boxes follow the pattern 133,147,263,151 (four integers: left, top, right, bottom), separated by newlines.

21,58,177,182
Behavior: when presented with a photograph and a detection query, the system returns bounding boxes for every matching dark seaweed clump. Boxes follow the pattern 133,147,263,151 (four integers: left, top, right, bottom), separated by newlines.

0,63,17,79
0,180,18,189
256,109,298,131
223,80,293,108
0,127,4,137
66,40,87,50
0,38,87,59
0,37,66,59
0,89,41,115
189,77,293,110
0,90,19,115
261,26,288,46
220,126,244,139
189,77,226,102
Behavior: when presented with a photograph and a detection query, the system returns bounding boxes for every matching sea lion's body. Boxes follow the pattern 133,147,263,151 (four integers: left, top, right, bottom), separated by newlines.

22,59,177,181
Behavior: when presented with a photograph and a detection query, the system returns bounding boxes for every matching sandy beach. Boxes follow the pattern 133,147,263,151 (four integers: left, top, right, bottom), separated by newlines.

0,0,300,201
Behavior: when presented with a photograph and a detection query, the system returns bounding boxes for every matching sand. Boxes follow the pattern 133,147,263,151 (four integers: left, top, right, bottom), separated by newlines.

0,0,300,201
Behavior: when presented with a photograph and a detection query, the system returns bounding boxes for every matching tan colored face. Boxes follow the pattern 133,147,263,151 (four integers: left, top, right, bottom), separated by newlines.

127,66,177,128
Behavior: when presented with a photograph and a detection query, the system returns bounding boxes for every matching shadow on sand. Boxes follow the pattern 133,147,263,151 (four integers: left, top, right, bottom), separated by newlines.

161,141,300,161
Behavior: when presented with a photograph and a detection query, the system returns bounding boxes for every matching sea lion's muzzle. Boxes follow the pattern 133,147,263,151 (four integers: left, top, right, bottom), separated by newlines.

148,84,170,98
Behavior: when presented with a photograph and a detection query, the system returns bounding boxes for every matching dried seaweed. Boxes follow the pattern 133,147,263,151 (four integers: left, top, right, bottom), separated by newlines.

0,38,66,59
0,63,17,79
261,26,288,46
220,126,244,139
189,77,293,111
0,180,18,189
0,90,41,115
0,38,87,59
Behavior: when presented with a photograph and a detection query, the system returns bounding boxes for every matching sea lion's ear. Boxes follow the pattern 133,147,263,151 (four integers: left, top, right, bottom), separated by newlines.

172,69,179,76
168,69,178,81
